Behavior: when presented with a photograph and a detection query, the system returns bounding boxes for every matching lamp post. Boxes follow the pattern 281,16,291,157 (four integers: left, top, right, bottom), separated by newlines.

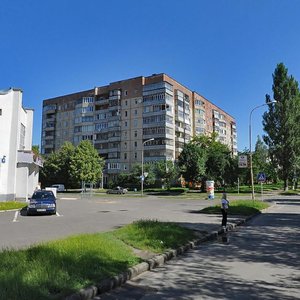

141,138,154,196
249,101,276,200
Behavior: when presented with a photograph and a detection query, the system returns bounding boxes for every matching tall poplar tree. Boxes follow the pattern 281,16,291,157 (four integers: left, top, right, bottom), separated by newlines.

262,63,300,190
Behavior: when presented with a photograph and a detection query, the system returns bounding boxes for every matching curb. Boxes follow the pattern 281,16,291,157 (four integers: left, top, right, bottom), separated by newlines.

65,206,274,300
65,228,240,300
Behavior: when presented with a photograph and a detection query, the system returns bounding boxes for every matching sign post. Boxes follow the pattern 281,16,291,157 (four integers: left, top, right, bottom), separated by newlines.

257,172,266,201
238,155,248,168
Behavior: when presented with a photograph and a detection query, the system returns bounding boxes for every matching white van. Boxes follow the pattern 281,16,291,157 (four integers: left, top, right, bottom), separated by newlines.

51,184,66,192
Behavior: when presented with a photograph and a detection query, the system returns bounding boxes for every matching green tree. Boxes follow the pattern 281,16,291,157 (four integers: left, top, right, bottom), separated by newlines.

39,142,76,188
56,142,76,188
263,63,300,190
39,151,61,187
32,145,40,156
69,140,104,187
178,140,207,187
153,160,178,189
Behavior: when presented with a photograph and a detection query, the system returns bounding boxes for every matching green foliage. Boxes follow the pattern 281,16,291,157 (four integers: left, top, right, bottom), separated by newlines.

178,133,233,188
178,141,207,184
0,233,139,300
263,63,300,190
32,145,40,156
152,160,178,189
40,142,76,188
40,141,104,188
0,201,26,211
200,200,269,215
112,163,156,190
112,219,196,253
0,220,196,299
69,140,104,185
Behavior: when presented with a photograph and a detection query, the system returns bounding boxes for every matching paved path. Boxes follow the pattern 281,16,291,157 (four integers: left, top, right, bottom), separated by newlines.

96,197,300,300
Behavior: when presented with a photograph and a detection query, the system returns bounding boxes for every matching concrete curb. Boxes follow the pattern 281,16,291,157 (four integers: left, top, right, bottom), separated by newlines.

65,206,275,300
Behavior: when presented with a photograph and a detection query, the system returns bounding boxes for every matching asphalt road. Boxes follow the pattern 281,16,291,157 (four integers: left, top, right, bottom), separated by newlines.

0,193,221,249
96,196,300,300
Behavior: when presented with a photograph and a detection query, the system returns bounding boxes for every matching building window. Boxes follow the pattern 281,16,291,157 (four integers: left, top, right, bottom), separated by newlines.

125,111,128,117
134,119,138,127
134,131,137,137
0,109,2,115
20,123,26,150
134,152,137,159
124,153,127,160
125,121,128,127
125,100,128,106
134,141,137,147
134,110,138,115
124,90,128,96
124,142,127,149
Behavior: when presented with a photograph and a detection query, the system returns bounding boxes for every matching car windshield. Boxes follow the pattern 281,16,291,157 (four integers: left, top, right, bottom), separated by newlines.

32,191,55,200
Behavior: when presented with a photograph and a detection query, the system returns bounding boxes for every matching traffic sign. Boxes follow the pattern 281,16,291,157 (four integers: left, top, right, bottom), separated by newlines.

257,172,266,183
238,155,248,168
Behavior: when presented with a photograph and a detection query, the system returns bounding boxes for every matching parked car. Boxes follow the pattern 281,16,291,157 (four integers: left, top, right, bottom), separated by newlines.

27,190,57,215
51,184,65,192
106,186,128,194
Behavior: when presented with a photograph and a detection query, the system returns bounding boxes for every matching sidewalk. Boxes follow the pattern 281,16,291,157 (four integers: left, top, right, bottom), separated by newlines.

66,206,262,300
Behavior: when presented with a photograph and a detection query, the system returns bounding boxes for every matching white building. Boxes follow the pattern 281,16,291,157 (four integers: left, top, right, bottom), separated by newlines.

0,88,42,201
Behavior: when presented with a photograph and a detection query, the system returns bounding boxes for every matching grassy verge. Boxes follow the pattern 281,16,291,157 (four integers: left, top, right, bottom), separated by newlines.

0,220,196,300
112,219,196,253
279,190,300,195
0,201,26,211
200,200,270,216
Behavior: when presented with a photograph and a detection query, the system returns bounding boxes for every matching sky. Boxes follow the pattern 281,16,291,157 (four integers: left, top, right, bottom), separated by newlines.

1,0,300,151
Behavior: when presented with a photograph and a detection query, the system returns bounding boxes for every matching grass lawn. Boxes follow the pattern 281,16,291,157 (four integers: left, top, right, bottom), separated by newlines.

0,220,196,300
200,200,270,215
0,201,26,211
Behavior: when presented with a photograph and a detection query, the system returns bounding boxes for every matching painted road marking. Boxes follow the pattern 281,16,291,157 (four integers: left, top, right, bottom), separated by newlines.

59,198,78,200
13,211,19,222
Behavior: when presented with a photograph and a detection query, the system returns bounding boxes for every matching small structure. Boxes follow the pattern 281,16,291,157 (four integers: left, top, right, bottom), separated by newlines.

0,88,42,201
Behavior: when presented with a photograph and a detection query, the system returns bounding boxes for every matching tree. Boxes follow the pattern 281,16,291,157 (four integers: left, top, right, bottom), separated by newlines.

177,141,207,187
253,136,278,183
32,145,40,156
178,133,236,189
153,160,178,189
56,142,76,188
69,140,104,187
39,151,61,187
263,63,300,190
39,142,76,188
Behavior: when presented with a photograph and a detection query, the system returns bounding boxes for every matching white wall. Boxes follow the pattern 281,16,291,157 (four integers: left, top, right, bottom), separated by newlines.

0,89,37,201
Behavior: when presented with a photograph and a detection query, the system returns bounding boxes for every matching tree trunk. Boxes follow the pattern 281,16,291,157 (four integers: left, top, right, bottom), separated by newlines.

284,178,289,191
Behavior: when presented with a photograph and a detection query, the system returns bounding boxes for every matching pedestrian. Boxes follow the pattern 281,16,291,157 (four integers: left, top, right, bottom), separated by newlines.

221,192,229,229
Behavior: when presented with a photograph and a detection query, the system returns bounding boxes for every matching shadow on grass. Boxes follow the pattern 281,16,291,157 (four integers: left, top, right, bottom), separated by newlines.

0,241,139,300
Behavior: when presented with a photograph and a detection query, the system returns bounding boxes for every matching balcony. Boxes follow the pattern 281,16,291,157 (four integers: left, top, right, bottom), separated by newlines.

17,151,43,167
108,125,121,132
108,136,121,142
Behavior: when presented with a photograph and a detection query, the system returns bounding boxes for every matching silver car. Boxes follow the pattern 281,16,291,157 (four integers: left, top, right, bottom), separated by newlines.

106,186,128,194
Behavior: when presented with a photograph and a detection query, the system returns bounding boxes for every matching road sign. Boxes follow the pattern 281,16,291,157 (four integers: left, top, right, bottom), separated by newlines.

238,155,248,168
257,172,266,183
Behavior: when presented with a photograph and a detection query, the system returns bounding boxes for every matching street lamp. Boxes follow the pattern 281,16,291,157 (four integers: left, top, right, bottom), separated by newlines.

249,101,277,200
141,138,154,196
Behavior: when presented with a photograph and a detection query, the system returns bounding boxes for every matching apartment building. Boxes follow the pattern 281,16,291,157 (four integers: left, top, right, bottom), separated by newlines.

41,74,237,184
0,88,42,201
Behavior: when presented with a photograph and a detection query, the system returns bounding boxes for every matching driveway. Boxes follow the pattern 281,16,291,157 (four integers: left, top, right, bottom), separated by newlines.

0,193,222,249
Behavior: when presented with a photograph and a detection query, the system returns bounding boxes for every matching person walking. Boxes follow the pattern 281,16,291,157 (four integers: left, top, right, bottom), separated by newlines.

221,192,229,229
